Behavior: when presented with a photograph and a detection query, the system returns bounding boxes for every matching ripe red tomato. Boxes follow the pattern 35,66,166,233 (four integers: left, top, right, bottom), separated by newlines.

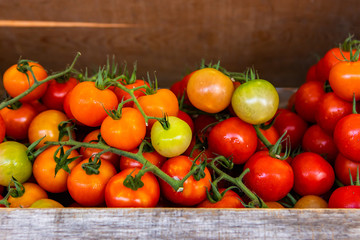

197,189,245,208
243,151,294,202
113,79,150,107
159,155,211,206
208,117,258,164
328,185,360,208
0,114,6,143
170,72,193,105
119,149,166,171
256,125,280,151
334,153,360,186
0,102,37,140
193,114,217,143
291,152,335,196
3,61,49,102
305,64,318,82
105,168,160,207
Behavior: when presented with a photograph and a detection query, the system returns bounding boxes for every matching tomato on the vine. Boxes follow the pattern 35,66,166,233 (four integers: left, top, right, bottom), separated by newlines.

197,189,245,208
334,153,360,186
8,182,48,208
328,186,360,208
113,79,150,108
119,149,166,171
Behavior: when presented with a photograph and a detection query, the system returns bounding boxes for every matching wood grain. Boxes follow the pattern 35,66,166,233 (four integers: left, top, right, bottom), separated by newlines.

0,0,359,88
0,208,359,239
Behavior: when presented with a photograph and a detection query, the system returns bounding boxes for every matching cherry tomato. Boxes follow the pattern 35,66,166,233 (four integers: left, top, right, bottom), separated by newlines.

193,114,218,143
30,199,64,208
334,153,360,186
67,159,117,207
197,189,245,208
208,117,257,164
8,182,48,208
293,195,328,208
187,68,234,113
119,149,166,171
265,202,285,208
0,114,6,143
231,79,279,124
170,72,193,105
3,61,48,102
305,64,318,82
159,155,211,206
114,79,150,107
0,102,37,140
291,152,335,196
256,125,280,151
328,185,360,208
105,168,160,207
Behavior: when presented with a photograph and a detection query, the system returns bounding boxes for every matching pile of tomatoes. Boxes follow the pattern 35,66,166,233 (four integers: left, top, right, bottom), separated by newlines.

1,35,360,209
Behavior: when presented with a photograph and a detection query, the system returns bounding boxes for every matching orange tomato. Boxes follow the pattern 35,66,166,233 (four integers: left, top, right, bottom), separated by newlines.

8,182,48,208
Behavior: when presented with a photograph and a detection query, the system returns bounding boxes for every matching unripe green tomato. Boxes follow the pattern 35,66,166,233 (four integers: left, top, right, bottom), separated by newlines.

151,116,192,158
231,79,279,125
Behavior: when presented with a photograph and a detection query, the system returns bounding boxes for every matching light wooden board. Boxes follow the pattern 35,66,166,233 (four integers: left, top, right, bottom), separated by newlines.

1,0,360,88
0,208,359,239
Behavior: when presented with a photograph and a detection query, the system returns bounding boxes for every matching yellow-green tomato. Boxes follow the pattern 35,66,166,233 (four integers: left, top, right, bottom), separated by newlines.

0,141,32,186
231,79,279,125
151,116,192,158
30,199,64,208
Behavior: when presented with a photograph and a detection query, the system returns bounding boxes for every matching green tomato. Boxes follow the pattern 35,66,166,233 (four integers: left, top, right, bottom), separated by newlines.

151,116,192,158
0,141,32,186
231,79,279,125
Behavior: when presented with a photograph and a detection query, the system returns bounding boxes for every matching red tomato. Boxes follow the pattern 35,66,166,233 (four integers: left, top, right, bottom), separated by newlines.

184,136,215,162
100,107,146,151
256,125,280,151
113,80,150,107
301,124,338,164
334,153,360,186
0,103,37,140
170,72,193,105
294,81,325,123
197,189,245,208
193,114,218,143
119,149,166,171
243,151,294,202
105,168,160,207
291,152,335,196
159,155,212,206
41,77,79,111
177,110,194,134
69,81,118,127
67,159,117,207
208,117,257,164
328,185,360,208
305,64,318,82
3,61,48,102
0,115,6,143
315,92,353,134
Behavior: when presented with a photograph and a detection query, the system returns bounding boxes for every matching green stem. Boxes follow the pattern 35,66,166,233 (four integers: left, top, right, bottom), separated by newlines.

253,124,272,149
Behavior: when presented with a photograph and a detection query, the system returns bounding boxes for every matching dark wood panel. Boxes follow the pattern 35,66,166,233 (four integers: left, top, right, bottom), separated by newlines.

0,0,360,88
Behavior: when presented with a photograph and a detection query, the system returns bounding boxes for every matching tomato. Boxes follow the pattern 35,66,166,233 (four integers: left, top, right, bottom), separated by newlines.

231,79,279,125
29,99,48,113
315,92,353,134
151,116,192,158
28,109,73,149
32,145,81,193
265,202,285,208
170,72,193,105
0,141,32,186
334,153,360,186
305,64,318,82
101,107,146,151
177,110,194,135
197,189,245,208
301,124,338,164
159,155,211,206
256,125,280,151
3,61,48,102
291,152,335,196
67,159,117,207
69,81,119,127
243,151,294,202
293,195,328,208
333,113,360,162
8,182,48,208
187,68,234,113
30,199,64,208
329,61,360,102
273,109,308,150
105,168,160,207
287,92,296,111
114,79,150,107
294,81,325,123
135,88,179,128
184,136,215,162
119,149,166,171
0,102,37,140
80,129,120,169
0,114,5,143
328,185,360,208
41,77,79,111
208,117,257,164
193,114,218,143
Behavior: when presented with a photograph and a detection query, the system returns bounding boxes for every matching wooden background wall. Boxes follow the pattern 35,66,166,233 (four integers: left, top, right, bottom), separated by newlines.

1,0,360,88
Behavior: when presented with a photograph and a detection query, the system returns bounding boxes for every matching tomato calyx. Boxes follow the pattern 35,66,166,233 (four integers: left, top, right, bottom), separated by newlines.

349,167,360,186
340,34,360,52
268,131,291,160
54,145,82,175
205,182,238,204
199,59,245,83
0,177,25,208
191,157,207,181
81,155,102,175
58,120,75,142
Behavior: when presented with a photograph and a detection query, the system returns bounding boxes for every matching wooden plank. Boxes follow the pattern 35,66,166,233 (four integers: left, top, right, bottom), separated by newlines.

0,0,359,88
0,208,359,239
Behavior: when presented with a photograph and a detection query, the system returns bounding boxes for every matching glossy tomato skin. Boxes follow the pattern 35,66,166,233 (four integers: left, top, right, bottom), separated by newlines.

3,62,48,102
231,79,279,125
67,159,117,207
334,153,360,186
114,80,150,107
69,81,119,127
8,182,48,208
328,186,360,208
105,168,160,207
305,64,318,82
291,152,335,196
0,115,5,143
329,61,360,102
119,149,166,171
41,77,79,111
0,103,37,140
208,117,257,164
315,92,353,134
243,151,294,202
294,81,325,123
159,156,211,206
187,68,234,113
197,189,245,208
101,107,146,151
